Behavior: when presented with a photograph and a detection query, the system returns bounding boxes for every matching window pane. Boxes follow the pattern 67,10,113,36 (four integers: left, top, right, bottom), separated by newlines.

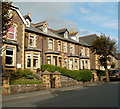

33,59,38,67
47,56,51,64
9,27,14,32
49,39,53,49
30,36,35,46
6,56,13,65
27,55,31,67
33,55,38,67
9,33,14,39
6,48,13,55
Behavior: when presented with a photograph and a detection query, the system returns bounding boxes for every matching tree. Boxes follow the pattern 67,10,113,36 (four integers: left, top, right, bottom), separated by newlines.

91,34,116,82
2,1,13,37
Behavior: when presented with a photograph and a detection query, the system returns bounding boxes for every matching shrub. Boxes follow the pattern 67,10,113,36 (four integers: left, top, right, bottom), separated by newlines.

96,70,106,76
41,64,92,82
10,69,34,79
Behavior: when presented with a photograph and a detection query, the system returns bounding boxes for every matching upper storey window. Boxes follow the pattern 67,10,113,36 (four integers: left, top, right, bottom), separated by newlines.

58,41,61,51
69,44,75,54
81,47,85,56
8,26,16,40
30,35,36,47
48,39,53,50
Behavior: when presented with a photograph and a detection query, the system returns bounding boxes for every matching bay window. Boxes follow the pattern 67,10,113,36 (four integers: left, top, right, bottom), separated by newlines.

26,53,40,69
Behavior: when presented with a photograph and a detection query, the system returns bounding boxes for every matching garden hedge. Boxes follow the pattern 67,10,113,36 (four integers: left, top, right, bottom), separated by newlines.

41,64,92,82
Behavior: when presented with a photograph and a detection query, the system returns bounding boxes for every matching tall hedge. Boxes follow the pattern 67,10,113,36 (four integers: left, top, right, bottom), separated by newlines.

41,64,92,82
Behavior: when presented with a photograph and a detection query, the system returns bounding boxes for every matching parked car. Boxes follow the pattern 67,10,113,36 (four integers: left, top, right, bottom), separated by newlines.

109,69,120,80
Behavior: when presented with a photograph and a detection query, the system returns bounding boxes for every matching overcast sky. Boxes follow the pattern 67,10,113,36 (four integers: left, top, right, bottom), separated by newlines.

13,1,119,49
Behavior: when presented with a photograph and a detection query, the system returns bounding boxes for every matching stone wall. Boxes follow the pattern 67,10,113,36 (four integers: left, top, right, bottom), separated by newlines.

60,75,83,87
10,83,49,94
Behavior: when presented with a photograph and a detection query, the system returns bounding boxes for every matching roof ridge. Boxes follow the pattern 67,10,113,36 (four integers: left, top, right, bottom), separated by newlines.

32,21,47,25
79,34,97,38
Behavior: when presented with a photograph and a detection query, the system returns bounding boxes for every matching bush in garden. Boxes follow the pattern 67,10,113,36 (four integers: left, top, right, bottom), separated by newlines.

96,70,106,76
41,64,92,82
10,69,34,79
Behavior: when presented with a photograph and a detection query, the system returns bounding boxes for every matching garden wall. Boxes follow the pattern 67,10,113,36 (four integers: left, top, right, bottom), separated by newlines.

10,83,49,94
60,75,83,87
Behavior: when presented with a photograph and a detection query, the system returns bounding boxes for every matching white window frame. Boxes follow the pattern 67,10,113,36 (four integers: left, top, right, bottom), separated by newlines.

58,41,61,51
64,58,67,68
75,59,78,70
69,59,73,70
33,54,39,68
47,56,51,64
26,54,31,68
70,44,74,54
8,26,16,40
86,48,89,57
30,35,36,47
63,43,67,52
48,39,53,50
81,48,85,56
5,47,14,66
42,26,48,33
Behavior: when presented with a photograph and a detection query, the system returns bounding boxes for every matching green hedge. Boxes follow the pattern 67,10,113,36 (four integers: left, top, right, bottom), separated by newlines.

10,78,43,85
96,70,106,76
41,64,92,82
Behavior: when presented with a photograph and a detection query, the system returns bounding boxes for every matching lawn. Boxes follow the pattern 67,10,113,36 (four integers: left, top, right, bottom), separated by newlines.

10,78,43,85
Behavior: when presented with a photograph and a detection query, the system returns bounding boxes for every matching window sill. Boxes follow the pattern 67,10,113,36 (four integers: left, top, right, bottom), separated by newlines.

5,65,15,68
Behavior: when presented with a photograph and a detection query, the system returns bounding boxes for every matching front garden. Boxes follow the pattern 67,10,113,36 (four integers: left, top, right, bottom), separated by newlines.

41,64,93,82
8,69,43,85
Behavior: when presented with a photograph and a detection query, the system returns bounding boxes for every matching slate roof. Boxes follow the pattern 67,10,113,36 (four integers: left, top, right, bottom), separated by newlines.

25,23,90,47
79,34,98,46
69,32,78,36
32,21,47,27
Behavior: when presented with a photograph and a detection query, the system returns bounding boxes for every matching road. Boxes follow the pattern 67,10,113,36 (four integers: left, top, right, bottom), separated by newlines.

2,82,119,107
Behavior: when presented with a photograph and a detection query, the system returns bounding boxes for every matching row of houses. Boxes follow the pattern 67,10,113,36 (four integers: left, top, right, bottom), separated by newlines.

2,5,120,73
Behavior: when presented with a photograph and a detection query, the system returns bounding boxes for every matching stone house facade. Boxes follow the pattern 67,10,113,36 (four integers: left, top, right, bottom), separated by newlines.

79,34,120,70
2,5,100,73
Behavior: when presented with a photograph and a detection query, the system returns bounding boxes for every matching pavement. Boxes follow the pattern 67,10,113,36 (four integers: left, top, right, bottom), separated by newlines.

2,81,106,102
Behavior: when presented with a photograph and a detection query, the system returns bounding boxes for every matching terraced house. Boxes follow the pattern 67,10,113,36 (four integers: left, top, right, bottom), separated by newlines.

2,5,99,72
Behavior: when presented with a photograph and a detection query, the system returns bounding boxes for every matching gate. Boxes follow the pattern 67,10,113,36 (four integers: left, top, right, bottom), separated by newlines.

50,74,55,88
